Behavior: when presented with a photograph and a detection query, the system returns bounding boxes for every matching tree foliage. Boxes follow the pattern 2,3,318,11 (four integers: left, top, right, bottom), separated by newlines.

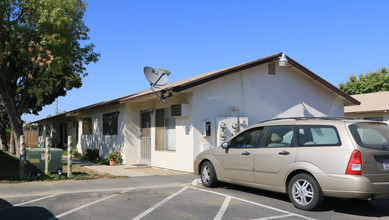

0,0,99,154
339,67,389,95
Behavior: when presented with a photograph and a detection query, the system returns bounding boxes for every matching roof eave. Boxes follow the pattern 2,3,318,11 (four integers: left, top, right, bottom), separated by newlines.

286,57,360,106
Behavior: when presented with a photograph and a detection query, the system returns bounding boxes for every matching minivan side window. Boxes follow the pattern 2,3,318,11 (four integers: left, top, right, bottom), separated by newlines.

230,127,263,148
259,126,294,148
297,125,341,146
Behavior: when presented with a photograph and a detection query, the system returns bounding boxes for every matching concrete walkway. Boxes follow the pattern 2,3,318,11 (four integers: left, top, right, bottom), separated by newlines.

72,159,190,177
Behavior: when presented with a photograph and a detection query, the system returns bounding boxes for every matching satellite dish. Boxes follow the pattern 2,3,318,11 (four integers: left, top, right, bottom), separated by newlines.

143,66,169,86
143,66,173,103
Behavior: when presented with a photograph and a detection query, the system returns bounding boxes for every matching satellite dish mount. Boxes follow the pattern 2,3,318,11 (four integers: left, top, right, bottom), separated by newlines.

143,66,173,103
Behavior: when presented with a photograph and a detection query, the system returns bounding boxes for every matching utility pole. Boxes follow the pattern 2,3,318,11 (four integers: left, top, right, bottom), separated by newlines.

55,98,59,115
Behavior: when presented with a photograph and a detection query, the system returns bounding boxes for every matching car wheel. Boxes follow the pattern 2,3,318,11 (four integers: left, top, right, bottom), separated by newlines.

201,161,218,187
288,173,324,211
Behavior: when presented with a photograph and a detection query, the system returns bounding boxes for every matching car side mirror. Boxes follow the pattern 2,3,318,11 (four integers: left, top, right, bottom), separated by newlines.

221,142,229,149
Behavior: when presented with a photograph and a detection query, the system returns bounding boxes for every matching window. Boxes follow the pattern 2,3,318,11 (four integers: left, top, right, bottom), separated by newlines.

297,125,340,146
155,108,176,151
38,125,43,136
364,117,383,122
260,126,294,147
230,127,263,148
45,124,51,136
349,122,389,151
82,118,92,135
103,112,119,135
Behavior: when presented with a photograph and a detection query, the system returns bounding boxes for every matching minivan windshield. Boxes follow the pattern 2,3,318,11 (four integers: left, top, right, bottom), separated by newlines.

349,122,389,151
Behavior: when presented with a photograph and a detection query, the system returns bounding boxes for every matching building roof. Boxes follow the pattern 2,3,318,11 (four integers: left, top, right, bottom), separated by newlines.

344,91,389,114
33,52,360,123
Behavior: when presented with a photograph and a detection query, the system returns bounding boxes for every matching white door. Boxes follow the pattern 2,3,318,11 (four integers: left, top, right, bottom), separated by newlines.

140,111,151,164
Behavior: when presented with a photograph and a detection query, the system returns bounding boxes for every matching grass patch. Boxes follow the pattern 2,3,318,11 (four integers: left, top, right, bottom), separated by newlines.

0,150,124,184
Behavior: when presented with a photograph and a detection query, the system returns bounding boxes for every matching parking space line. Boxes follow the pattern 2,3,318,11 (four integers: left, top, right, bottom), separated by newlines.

132,187,188,220
252,213,295,220
214,196,231,220
189,187,316,220
48,188,134,220
14,194,57,206
0,194,58,212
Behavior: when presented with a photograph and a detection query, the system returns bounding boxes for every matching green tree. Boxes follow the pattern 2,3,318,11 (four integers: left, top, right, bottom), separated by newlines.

0,0,99,154
339,67,389,95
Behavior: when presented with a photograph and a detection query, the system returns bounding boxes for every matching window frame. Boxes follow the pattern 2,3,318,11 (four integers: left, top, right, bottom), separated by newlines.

45,124,51,136
155,108,176,151
82,118,92,135
296,125,342,147
103,112,119,135
229,127,264,149
259,125,295,148
38,125,43,136
364,117,383,122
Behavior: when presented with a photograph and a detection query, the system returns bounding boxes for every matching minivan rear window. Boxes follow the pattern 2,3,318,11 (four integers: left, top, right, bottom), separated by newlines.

349,123,389,151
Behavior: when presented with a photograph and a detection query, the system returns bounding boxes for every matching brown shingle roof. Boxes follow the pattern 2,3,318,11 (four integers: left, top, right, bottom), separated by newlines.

33,53,359,123
345,91,389,114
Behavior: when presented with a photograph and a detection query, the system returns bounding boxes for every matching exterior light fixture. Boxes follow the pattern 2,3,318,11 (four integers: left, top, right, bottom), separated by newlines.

58,169,62,179
279,52,288,67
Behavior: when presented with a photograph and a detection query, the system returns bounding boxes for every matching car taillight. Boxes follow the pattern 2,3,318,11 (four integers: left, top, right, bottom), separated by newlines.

346,150,362,175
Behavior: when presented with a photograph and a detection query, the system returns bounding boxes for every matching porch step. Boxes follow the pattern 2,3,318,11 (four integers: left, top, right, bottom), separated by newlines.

129,163,150,168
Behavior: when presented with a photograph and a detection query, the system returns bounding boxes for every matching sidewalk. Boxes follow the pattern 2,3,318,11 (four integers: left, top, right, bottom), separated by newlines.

71,158,190,177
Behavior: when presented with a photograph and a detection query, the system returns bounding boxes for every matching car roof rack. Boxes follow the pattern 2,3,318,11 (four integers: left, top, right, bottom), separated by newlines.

259,117,356,124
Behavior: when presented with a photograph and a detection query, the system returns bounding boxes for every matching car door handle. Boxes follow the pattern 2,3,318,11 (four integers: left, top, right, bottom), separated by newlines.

242,151,250,156
279,150,290,155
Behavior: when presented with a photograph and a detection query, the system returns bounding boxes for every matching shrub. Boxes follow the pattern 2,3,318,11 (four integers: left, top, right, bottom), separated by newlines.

86,149,99,161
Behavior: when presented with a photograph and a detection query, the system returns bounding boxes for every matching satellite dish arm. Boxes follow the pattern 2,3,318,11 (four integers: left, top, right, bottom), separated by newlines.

151,72,167,87
150,86,164,103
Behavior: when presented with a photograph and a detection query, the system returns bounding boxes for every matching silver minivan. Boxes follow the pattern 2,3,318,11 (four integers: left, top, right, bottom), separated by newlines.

193,118,389,210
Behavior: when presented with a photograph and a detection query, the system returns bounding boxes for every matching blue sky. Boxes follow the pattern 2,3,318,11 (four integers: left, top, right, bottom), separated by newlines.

22,0,389,122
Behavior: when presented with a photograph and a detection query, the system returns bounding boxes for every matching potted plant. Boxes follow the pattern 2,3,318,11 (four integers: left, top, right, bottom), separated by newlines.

108,150,122,166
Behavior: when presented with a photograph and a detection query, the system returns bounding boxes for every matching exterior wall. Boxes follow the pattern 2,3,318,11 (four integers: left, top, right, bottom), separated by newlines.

76,104,126,161
123,93,194,172
150,93,194,172
34,62,348,173
124,102,142,165
191,63,345,163
37,117,78,149
345,112,389,124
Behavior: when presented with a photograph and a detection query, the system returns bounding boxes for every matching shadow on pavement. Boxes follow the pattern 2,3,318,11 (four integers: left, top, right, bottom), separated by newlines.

0,198,56,220
320,197,389,218
217,182,389,218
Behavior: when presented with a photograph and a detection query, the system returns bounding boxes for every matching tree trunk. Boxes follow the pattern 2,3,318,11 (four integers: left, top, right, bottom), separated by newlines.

9,129,15,154
0,130,7,151
1,92,24,156
0,120,7,151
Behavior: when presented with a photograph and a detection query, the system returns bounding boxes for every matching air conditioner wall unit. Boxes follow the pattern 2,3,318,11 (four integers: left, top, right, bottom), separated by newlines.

171,104,189,117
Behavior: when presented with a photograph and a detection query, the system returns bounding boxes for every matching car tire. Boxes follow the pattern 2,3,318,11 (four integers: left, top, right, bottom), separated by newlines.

201,161,218,187
288,173,324,211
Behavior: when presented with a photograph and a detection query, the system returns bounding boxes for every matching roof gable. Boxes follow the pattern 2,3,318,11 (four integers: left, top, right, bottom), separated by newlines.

33,53,359,123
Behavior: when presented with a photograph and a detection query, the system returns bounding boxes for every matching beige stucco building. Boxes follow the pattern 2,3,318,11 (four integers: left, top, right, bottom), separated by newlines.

34,53,359,172
345,91,389,123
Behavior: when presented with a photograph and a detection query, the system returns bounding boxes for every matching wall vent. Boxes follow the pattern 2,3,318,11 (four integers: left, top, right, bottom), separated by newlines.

268,62,275,75
171,104,189,117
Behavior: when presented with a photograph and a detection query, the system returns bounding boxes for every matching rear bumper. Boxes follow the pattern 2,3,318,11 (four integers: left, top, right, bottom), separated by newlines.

316,174,389,199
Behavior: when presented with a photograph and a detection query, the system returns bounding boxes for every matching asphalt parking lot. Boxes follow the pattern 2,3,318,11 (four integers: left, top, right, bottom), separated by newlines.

0,175,388,220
